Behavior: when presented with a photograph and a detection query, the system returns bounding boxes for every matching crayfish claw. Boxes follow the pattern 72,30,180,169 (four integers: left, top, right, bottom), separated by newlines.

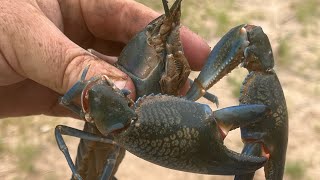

213,104,268,136
185,24,249,101
208,147,267,175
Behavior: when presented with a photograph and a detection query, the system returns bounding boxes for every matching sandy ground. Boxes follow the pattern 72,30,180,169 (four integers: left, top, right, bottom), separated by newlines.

0,0,319,179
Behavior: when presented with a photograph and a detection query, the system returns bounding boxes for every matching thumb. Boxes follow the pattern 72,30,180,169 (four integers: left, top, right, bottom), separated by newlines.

0,1,135,99
58,49,136,100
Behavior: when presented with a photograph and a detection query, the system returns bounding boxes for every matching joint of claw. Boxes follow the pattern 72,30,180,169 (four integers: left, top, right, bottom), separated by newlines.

193,79,206,96
243,139,271,160
262,145,271,159
217,123,233,140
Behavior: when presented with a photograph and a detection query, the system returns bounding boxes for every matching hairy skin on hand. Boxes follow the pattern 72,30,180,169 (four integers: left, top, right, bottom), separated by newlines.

0,0,210,118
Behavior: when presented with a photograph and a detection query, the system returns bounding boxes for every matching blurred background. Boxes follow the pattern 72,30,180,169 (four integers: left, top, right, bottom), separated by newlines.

0,0,319,179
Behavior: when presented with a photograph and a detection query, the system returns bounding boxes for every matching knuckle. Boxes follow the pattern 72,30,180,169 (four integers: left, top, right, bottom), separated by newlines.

59,47,96,93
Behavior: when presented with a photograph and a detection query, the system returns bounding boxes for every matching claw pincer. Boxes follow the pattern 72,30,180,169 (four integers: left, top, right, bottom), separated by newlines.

184,23,288,179
114,95,269,175
234,25,288,180
185,24,249,102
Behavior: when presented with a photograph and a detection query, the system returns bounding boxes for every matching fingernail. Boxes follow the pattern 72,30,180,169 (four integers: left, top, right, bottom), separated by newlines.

114,80,128,89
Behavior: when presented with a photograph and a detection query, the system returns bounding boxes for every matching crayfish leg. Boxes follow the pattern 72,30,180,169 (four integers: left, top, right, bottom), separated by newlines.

55,125,118,180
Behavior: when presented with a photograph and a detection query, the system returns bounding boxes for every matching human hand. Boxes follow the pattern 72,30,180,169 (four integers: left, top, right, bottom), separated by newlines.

0,0,210,118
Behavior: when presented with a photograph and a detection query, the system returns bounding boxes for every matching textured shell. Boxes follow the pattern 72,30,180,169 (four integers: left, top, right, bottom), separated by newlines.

240,71,288,179
113,94,226,174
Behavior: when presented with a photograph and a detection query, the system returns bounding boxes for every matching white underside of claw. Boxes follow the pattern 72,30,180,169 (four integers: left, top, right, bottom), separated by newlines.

240,27,250,50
